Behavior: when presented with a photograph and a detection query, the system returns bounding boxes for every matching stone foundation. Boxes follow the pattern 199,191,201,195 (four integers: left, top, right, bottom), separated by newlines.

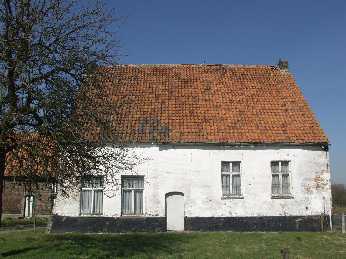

50,215,329,233
185,216,329,232
50,215,166,233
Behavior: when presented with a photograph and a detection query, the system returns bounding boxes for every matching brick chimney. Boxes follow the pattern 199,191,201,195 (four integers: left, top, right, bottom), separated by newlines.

277,59,288,71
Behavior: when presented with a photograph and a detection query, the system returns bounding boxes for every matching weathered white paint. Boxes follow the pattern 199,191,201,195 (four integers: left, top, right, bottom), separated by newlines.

54,144,332,218
166,192,185,231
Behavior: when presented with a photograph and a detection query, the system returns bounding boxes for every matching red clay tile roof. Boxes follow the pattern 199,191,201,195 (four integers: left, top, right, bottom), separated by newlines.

87,64,328,145
4,133,57,177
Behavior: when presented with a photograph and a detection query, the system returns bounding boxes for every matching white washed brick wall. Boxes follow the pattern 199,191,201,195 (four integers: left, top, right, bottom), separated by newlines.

53,145,331,218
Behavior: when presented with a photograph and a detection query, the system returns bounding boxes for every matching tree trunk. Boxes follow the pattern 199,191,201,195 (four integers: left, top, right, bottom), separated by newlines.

0,148,6,227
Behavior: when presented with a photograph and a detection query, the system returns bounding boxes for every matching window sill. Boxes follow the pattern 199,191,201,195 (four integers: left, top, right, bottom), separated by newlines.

121,214,145,218
80,214,103,217
221,195,244,200
271,195,294,199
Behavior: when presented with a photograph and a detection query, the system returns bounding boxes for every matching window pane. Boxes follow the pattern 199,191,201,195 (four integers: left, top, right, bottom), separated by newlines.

93,190,103,214
129,178,134,188
221,161,230,173
81,176,104,188
133,177,144,188
123,178,138,188
92,176,104,188
122,190,132,214
133,178,139,188
81,177,92,188
271,162,279,173
232,162,240,173
122,178,128,188
134,190,143,215
122,177,144,188
232,174,241,195
138,178,144,188
281,161,289,173
222,174,230,196
272,174,280,194
122,178,132,188
282,174,290,194
81,190,92,214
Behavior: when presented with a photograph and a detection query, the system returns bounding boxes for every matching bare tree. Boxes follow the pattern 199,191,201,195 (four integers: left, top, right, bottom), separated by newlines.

0,0,133,225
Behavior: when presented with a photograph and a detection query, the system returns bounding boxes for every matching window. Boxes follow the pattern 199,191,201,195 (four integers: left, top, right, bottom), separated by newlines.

221,161,241,197
80,176,104,215
24,195,34,218
121,176,144,215
271,161,291,196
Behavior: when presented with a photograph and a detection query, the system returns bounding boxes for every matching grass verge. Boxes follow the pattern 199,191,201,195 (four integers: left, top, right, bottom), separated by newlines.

0,229,346,258
1,217,48,227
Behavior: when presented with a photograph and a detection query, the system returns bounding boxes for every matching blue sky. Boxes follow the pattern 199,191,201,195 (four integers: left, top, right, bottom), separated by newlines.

111,0,346,183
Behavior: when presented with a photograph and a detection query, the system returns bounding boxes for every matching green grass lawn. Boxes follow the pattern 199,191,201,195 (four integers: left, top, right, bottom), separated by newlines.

1,217,48,228
1,230,346,258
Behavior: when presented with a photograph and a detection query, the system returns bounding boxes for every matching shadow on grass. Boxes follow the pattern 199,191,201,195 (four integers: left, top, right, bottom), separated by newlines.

1,246,42,257
48,232,193,258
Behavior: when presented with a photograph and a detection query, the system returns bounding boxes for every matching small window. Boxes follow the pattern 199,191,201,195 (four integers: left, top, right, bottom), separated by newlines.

221,161,242,197
121,176,144,215
271,161,291,197
80,176,104,215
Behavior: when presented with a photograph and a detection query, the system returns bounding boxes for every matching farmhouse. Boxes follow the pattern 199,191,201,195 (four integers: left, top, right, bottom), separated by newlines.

52,61,331,232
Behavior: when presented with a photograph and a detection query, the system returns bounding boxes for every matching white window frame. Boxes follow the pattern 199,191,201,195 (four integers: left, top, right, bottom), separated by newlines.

271,160,292,198
121,176,144,216
221,161,242,198
80,176,104,216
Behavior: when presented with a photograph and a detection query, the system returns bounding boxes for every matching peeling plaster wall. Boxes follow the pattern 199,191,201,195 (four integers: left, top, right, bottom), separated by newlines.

54,145,331,218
